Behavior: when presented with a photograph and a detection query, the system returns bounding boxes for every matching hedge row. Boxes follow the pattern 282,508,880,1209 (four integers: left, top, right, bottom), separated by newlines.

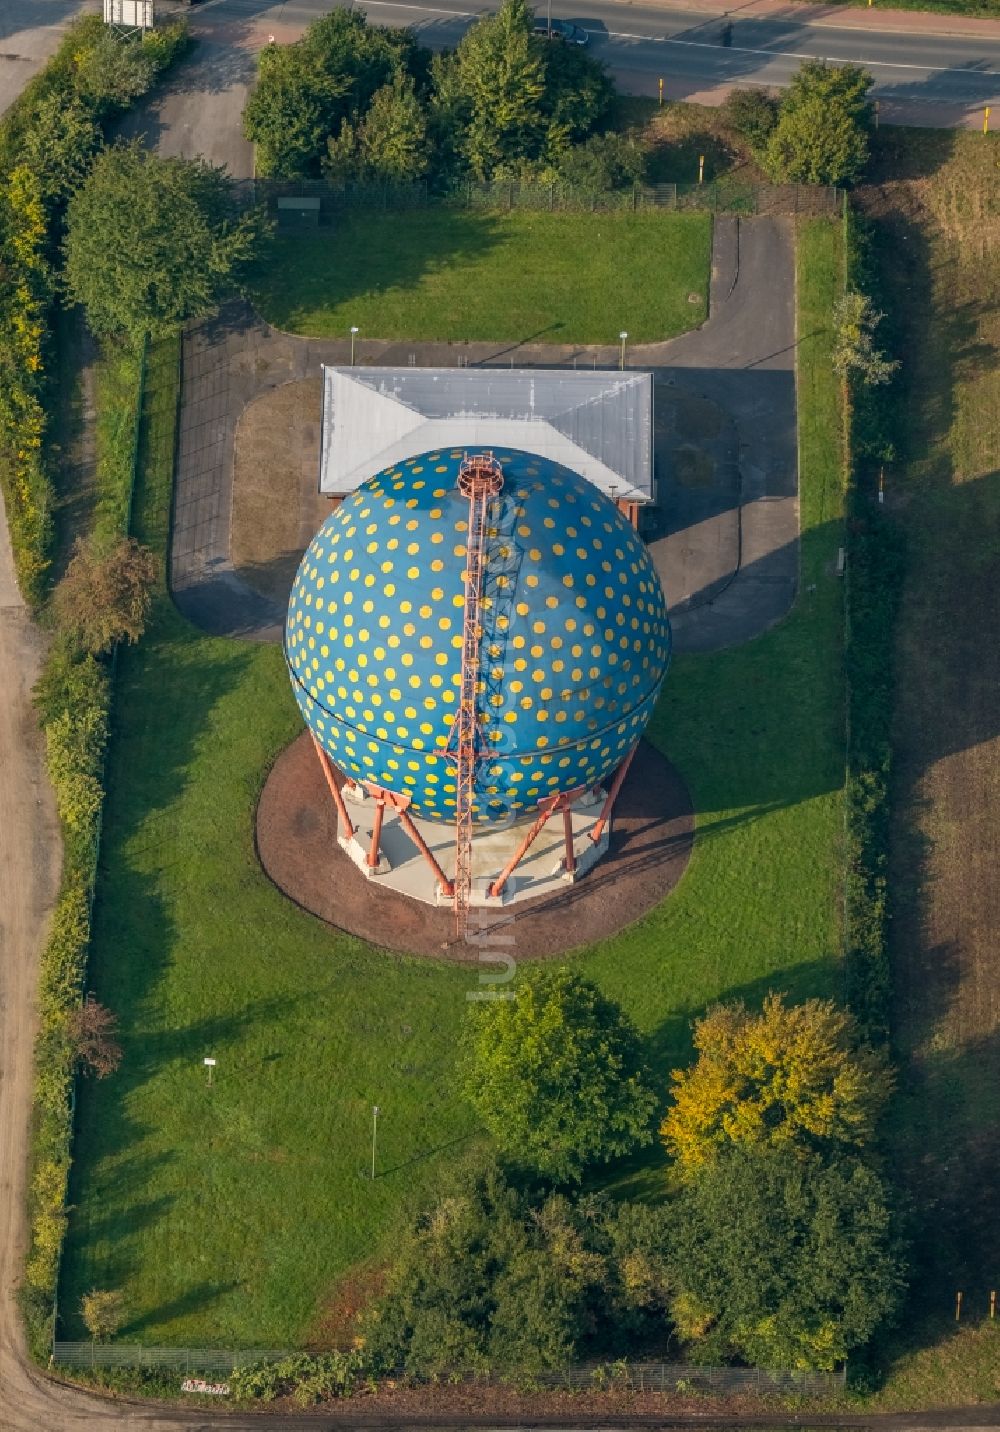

842,204,905,1045
20,350,145,1361
0,14,188,607
6,14,189,1360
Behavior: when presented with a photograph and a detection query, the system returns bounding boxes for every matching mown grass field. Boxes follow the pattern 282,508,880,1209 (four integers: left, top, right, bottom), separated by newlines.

59,220,846,1347
252,207,711,345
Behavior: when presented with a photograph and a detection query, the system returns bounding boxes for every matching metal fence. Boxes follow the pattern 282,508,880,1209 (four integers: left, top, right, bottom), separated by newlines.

53,1345,294,1374
52,1344,844,1393
241,176,843,223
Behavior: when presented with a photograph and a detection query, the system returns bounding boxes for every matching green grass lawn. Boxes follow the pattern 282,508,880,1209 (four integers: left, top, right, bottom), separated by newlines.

252,207,711,345
59,220,845,1348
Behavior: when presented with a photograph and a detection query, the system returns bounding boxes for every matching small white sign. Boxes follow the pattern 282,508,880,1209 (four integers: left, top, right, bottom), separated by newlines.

203,1058,216,1067
103,0,154,29
181,1378,230,1396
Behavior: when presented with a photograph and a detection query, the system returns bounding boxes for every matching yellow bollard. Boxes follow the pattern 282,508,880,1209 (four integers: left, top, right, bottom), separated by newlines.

698,154,705,184
985,106,991,135
956,1291,963,1322
659,77,664,107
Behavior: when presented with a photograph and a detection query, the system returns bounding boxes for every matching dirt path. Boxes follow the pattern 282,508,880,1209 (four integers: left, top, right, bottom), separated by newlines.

0,494,63,1424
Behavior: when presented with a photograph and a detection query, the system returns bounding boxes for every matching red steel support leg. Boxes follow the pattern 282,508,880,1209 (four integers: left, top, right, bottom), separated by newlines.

590,743,639,844
397,805,455,897
368,797,386,870
311,733,355,841
489,805,555,899
562,804,576,874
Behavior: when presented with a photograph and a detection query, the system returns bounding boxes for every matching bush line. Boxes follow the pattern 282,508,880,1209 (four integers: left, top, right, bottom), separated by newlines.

7,14,189,1361
842,202,905,1045
19,348,146,1361
0,14,189,608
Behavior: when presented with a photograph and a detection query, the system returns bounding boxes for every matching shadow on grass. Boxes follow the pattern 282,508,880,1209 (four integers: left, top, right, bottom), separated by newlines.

248,208,510,332
122,1282,241,1340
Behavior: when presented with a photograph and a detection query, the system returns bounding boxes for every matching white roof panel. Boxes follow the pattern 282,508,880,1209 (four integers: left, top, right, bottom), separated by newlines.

320,366,652,503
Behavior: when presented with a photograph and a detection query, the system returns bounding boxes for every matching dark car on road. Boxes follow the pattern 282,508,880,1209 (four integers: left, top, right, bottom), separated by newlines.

532,17,589,45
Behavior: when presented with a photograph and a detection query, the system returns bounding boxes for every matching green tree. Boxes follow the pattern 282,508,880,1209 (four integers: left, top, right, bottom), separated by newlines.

537,35,613,158
63,145,265,342
764,61,874,186
244,42,350,179
451,0,546,177
460,967,657,1182
833,291,900,386
359,74,430,181
52,536,157,653
662,994,892,1174
19,93,102,205
670,1147,906,1369
80,1287,126,1342
244,11,422,178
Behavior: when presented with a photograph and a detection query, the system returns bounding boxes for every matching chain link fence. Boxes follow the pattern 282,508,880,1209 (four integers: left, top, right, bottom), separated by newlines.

52,1343,844,1393
238,177,843,224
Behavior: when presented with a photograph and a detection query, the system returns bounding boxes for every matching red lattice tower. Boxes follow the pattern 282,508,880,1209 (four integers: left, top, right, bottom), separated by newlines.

449,453,504,937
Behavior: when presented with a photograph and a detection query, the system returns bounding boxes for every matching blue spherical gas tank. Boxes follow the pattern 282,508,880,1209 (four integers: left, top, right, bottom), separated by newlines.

285,448,670,825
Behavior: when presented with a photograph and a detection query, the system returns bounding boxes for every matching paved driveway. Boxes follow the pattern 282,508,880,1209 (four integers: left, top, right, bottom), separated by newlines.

0,0,89,117
170,214,798,653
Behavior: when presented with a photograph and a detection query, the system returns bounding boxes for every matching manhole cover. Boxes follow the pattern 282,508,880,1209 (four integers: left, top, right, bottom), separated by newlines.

687,292,701,304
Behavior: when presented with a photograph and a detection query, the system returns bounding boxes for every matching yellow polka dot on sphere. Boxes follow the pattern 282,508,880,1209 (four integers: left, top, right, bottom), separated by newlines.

285,450,671,823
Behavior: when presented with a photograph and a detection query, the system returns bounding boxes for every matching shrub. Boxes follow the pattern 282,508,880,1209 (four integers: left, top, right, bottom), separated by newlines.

231,1350,366,1404
0,11,189,607
720,87,778,157
81,1288,127,1342
74,30,155,113
52,536,157,654
367,1158,673,1377
558,131,646,193
841,205,905,1042
69,1000,123,1079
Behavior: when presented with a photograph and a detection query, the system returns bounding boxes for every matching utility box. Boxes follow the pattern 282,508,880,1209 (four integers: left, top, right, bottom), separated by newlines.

276,197,321,228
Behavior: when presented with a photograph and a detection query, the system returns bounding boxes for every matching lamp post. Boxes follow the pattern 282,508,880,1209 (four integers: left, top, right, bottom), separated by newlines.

619,330,628,371
371,1104,380,1180
350,325,359,366
547,0,552,35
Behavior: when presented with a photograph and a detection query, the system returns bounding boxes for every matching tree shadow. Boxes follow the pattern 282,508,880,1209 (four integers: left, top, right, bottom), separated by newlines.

248,207,511,330
848,134,1000,1375
121,1282,241,1340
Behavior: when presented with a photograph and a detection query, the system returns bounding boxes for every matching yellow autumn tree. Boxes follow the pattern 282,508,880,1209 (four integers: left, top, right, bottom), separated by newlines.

661,993,892,1173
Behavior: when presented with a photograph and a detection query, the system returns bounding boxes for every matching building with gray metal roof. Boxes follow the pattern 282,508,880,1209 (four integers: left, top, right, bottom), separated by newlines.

319,366,653,504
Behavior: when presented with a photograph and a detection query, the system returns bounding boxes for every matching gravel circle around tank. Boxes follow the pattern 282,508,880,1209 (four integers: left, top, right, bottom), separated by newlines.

257,731,693,961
